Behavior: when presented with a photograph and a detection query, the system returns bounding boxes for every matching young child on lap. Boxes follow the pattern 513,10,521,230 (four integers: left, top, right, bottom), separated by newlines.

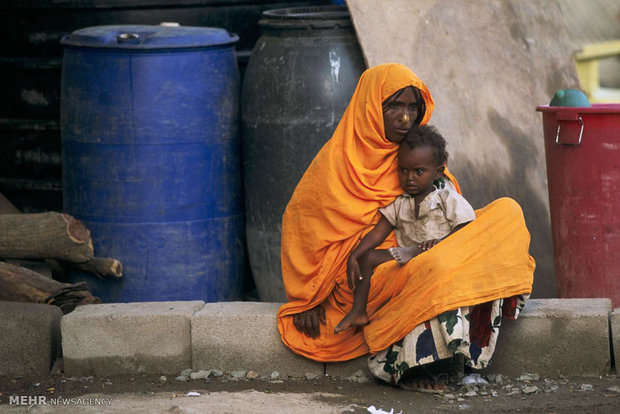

334,125,476,333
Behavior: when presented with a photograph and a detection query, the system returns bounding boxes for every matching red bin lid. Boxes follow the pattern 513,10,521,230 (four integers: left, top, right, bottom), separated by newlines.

537,104,620,114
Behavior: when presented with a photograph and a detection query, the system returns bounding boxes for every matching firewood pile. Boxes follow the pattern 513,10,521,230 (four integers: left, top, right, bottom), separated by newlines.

0,193,122,313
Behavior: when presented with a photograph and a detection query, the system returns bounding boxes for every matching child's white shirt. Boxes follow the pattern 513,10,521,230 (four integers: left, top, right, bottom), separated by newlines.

379,182,476,247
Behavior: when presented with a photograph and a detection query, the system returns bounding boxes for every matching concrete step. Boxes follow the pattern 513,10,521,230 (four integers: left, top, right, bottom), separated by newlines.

61,301,204,376
58,298,615,379
191,302,322,378
0,301,62,376
488,298,612,377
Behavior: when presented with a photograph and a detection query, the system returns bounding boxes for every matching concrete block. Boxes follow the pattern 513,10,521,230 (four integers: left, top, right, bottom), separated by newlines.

611,308,620,369
191,302,322,378
489,298,611,378
62,301,204,376
0,301,62,376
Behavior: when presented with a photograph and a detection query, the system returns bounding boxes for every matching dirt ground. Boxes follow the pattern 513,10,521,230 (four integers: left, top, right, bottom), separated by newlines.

1,369,620,413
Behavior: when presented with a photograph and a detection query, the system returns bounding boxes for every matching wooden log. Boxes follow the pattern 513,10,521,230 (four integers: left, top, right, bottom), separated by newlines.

0,261,100,314
0,192,21,214
0,197,68,278
0,199,115,278
0,212,93,262
68,257,123,279
4,259,53,278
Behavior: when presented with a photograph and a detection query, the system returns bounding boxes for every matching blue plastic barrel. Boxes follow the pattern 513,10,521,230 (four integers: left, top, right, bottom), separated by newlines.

60,24,244,303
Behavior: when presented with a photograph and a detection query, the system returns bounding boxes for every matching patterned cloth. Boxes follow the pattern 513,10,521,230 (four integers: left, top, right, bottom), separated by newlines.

368,294,529,384
379,180,475,246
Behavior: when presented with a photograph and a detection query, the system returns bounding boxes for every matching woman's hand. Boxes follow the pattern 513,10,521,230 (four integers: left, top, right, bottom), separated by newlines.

293,305,326,339
418,239,441,251
346,254,362,290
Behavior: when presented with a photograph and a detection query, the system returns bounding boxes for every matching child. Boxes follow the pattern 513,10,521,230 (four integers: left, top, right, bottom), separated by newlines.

334,125,476,334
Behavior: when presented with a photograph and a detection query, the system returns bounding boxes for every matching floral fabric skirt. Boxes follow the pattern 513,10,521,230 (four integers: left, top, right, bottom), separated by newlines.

368,294,529,384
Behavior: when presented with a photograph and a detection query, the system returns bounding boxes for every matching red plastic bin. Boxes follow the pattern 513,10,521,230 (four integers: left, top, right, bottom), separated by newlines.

537,104,620,306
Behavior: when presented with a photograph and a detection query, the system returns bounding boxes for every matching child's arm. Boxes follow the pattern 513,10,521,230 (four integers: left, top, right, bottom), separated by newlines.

347,214,394,289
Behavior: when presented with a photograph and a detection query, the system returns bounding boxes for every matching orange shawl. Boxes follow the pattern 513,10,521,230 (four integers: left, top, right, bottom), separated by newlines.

278,63,534,361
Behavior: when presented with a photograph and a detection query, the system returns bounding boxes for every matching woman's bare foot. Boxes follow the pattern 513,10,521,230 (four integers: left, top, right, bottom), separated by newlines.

388,246,420,265
399,376,449,393
334,311,369,333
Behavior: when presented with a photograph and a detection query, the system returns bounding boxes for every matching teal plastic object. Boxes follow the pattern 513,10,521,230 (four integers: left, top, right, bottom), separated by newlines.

549,89,591,107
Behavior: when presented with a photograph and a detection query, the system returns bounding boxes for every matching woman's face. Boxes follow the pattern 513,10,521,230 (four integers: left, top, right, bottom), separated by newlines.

382,87,420,143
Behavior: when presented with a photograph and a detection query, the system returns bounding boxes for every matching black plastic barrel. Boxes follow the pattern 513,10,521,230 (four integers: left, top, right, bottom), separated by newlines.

61,24,244,303
242,6,366,301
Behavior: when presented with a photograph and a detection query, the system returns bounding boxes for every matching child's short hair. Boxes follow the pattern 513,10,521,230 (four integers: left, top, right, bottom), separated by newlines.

401,125,448,165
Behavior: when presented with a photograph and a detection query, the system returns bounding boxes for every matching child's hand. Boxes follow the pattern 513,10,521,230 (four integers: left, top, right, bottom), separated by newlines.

418,239,441,251
346,255,362,290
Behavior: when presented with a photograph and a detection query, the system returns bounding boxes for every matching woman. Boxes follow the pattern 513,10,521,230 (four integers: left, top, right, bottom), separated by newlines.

277,63,534,390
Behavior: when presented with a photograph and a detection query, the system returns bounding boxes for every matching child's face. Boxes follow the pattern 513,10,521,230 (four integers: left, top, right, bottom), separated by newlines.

397,145,443,200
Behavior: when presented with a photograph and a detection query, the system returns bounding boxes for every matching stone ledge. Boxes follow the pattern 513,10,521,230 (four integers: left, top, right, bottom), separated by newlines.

61,301,204,376
191,302,322,378
325,357,372,380
488,298,612,378
56,298,615,379
0,301,62,376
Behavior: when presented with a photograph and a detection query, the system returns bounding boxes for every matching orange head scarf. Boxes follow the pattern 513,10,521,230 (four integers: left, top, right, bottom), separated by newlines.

280,63,435,310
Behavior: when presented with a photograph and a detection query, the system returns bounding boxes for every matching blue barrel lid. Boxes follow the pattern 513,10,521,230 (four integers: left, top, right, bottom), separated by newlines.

61,24,238,50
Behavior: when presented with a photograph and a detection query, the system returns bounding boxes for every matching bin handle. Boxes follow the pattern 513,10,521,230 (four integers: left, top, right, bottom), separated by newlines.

117,33,140,43
555,116,584,146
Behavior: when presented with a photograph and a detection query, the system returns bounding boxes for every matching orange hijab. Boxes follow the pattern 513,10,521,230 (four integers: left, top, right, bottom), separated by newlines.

280,63,443,310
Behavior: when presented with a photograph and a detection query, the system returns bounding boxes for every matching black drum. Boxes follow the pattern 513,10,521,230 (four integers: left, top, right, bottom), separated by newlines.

242,5,366,301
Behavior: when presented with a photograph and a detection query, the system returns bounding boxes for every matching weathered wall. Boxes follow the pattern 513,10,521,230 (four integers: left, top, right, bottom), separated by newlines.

557,0,620,87
348,0,582,298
